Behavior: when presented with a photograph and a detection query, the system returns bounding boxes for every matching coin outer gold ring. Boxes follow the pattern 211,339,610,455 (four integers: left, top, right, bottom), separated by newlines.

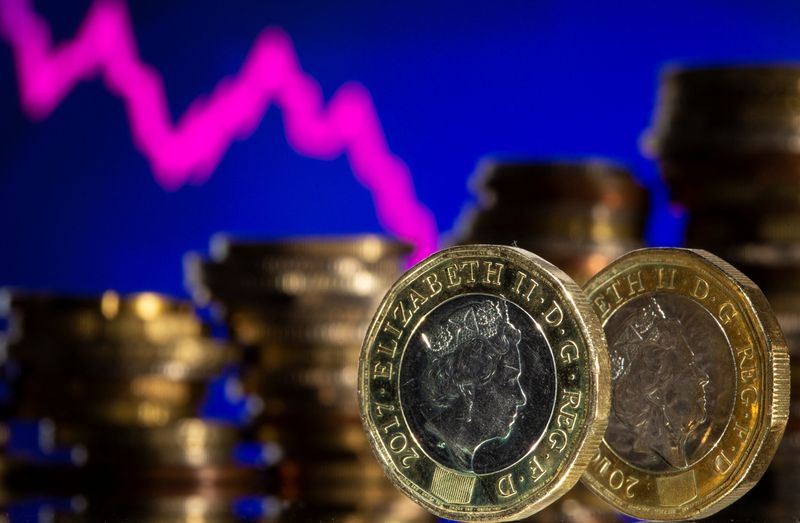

358,244,610,521
581,248,790,520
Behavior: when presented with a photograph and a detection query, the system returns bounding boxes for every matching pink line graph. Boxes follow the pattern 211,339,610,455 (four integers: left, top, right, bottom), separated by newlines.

0,0,438,260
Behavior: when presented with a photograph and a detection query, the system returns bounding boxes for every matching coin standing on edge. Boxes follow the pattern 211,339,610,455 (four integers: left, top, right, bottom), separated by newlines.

581,248,790,520
358,245,610,521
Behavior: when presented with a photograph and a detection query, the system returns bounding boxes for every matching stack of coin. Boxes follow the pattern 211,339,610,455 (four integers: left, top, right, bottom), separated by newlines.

0,291,256,520
451,159,649,284
644,64,800,510
645,66,800,348
185,234,434,520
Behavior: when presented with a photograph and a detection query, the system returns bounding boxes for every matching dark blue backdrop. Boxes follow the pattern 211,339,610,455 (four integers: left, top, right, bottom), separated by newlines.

2,1,799,296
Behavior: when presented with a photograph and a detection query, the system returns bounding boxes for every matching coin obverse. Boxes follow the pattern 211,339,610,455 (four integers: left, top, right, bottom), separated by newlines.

358,245,610,521
581,248,790,520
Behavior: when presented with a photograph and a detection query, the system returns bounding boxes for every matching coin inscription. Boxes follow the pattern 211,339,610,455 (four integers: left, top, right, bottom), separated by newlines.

605,294,735,472
359,245,610,521
402,295,556,474
581,248,789,520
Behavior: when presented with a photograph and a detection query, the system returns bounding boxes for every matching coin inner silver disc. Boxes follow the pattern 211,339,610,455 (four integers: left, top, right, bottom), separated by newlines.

604,293,736,472
400,294,556,474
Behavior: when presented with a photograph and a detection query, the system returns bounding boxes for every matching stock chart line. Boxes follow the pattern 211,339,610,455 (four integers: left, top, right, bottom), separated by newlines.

0,0,438,259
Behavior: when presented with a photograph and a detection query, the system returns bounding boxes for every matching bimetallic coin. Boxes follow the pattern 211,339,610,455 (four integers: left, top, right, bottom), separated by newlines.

581,248,790,520
359,245,610,521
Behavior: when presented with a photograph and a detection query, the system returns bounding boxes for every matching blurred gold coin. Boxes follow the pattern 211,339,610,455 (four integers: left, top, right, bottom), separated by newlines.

210,233,412,262
54,419,238,467
7,336,235,379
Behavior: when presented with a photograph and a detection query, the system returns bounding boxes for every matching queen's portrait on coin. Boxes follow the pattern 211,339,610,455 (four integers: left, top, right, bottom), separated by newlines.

418,298,528,472
609,298,710,469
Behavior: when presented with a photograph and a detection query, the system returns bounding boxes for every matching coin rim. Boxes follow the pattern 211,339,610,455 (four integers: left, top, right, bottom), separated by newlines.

580,247,790,520
358,244,610,521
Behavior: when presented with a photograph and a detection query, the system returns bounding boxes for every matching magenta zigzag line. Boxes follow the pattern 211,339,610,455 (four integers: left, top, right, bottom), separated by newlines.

0,0,438,260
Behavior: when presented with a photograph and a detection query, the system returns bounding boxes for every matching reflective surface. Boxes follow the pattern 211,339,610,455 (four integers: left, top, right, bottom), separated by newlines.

401,295,556,474
604,293,736,473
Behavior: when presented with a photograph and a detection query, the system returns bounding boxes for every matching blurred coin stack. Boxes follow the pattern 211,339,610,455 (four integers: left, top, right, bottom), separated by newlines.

0,291,256,521
644,64,800,508
451,159,648,284
185,235,434,521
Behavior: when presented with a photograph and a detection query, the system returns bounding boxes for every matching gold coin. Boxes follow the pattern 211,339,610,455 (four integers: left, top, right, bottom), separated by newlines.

253,417,367,458
197,261,397,300
54,419,238,467
75,493,245,522
644,65,800,156
254,342,361,372
210,233,412,263
472,159,646,210
687,209,800,245
12,312,203,347
8,336,235,379
658,154,800,210
15,376,208,426
359,244,610,521
17,399,197,428
245,366,359,417
227,308,368,347
211,250,404,279
3,290,196,320
581,248,790,520
465,204,643,244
